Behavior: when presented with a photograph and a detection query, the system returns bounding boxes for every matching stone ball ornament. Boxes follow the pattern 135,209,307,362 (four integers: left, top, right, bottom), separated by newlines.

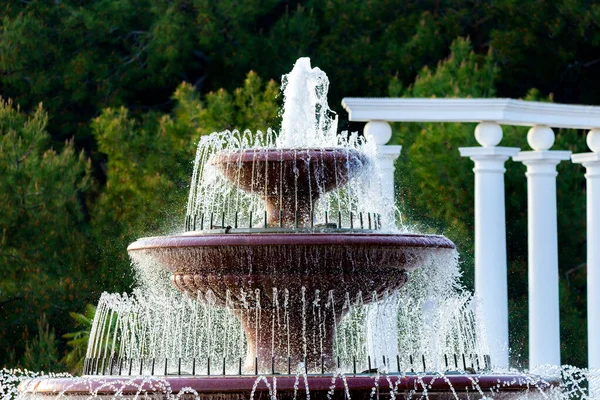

475,122,503,147
364,120,392,145
527,125,555,151
587,128,600,153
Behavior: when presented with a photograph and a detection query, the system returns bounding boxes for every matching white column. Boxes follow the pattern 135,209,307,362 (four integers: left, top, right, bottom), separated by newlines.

513,125,571,370
459,122,519,368
363,120,402,363
572,129,600,385
364,121,402,227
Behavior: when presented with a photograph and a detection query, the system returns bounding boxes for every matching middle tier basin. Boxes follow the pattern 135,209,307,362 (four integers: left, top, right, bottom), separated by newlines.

128,233,455,372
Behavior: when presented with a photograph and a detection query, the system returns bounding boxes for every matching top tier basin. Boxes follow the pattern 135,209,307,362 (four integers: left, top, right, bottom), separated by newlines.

211,148,367,227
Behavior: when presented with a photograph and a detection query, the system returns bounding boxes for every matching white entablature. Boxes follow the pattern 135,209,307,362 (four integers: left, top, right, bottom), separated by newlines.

342,97,600,129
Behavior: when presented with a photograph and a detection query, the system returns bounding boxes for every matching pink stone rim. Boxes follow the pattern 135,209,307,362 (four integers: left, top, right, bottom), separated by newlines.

21,375,554,395
210,147,367,163
127,233,456,252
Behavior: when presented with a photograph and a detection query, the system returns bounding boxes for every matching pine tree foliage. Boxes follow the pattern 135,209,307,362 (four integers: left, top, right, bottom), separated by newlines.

22,314,60,372
0,100,90,368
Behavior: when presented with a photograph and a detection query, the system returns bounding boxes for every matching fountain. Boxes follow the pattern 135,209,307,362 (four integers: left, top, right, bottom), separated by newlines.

127,145,457,373
16,58,561,399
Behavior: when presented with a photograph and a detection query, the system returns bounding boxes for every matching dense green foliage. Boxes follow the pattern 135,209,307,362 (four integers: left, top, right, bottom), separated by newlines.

2,0,599,148
0,0,597,371
0,100,90,370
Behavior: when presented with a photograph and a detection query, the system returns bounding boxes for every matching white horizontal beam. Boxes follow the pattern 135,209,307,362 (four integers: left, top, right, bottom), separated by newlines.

341,98,600,129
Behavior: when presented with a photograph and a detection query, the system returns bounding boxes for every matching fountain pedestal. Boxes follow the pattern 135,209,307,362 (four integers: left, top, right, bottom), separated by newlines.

236,305,338,373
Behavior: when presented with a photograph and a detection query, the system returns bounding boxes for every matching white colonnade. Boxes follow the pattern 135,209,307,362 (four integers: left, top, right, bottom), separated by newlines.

341,98,600,371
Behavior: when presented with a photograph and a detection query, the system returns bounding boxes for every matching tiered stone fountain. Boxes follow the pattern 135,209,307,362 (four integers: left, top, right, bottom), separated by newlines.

18,58,556,399
127,146,455,373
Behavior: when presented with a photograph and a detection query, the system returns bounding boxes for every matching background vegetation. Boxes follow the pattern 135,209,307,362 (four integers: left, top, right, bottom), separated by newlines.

0,0,597,371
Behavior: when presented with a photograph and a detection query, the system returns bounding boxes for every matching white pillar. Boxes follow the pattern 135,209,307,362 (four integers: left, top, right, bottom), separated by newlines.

513,125,571,370
572,129,600,384
459,122,519,368
364,120,402,363
364,121,402,227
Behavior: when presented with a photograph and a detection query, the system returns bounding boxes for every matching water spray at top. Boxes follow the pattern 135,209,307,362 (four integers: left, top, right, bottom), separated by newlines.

278,57,339,148
184,57,383,233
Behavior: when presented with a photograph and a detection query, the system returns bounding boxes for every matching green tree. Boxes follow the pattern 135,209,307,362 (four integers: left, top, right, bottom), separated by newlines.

90,72,279,291
2,0,599,153
0,99,91,369
21,314,60,372
389,38,497,288
0,0,203,147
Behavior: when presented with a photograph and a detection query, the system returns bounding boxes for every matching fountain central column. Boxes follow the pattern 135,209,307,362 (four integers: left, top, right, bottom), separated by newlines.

236,303,339,373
